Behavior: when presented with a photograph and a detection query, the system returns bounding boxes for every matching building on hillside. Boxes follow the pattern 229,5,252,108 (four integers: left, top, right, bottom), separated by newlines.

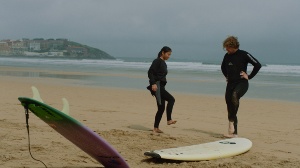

29,41,41,51
66,46,88,57
48,39,68,51
0,42,10,55
11,40,27,55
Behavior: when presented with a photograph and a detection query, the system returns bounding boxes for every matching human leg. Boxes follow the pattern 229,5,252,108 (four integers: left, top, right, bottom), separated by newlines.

225,82,249,135
160,87,176,124
231,81,248,134
225,84,235,135
154,100,165,129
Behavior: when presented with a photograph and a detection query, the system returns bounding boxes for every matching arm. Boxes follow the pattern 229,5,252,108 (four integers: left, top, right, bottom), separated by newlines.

148,59,159,91
246,53,262,80
221,56,228,81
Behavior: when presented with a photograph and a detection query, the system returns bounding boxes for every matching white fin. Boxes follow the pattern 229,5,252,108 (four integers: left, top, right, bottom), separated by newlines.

61,98,70,115
31,86,44,103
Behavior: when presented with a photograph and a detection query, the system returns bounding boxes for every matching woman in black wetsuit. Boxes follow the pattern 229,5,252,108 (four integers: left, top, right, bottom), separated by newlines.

147,46,177,133
221,36,261,138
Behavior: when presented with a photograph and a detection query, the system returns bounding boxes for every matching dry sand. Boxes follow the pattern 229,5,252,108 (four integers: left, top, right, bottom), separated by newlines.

1,74,300,167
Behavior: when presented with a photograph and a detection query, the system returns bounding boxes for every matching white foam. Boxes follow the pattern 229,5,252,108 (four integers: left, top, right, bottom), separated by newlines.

1,57,299,75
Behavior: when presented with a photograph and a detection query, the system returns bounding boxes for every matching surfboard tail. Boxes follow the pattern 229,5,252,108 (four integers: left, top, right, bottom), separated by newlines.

31,86,70,115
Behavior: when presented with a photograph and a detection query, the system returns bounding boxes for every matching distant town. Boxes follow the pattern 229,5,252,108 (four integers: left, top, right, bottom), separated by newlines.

0,38,115,59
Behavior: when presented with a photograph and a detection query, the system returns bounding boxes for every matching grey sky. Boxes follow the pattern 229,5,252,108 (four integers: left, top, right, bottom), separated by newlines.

1,0,300,64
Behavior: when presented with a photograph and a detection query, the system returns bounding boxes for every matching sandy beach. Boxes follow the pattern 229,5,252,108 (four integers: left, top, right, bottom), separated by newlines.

1,72,300,167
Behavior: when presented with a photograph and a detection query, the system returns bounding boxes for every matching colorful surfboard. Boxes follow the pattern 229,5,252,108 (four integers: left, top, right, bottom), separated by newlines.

18,86,129,168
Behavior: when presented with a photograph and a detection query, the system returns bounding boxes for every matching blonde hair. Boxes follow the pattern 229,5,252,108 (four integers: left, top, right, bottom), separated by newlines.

223,36,239,49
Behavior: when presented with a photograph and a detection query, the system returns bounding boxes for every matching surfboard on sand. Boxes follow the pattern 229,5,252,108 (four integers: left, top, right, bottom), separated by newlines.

144,138,252,161
18,86,130,168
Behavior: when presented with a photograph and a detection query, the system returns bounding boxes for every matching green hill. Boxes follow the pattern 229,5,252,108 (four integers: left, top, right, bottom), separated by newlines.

67,41,115,59
0,38,116,60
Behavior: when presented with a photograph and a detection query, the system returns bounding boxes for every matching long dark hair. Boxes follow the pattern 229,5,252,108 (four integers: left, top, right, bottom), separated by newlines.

157,46,172,58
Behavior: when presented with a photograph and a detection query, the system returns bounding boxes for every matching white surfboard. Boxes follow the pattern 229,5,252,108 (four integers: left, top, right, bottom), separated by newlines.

144,138,252,161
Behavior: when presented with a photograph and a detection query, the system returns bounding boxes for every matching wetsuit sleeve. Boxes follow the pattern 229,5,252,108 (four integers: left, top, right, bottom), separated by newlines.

148,59,159,85
246,53,262,80
221,56,227,78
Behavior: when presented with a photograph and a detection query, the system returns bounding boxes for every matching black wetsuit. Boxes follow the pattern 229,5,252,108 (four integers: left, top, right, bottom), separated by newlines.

221,49,261,134
148,58,175,128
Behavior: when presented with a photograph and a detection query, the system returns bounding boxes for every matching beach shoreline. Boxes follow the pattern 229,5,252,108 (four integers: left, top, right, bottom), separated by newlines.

1,72,300,167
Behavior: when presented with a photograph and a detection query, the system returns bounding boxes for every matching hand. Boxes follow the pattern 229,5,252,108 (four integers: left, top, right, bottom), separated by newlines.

152,84,157,91
240,71,249,80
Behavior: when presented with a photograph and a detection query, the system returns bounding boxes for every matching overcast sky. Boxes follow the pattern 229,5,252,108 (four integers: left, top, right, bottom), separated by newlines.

1,0,300,64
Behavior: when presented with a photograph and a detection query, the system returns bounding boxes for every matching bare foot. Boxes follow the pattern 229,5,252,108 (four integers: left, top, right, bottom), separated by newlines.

223,134,238,138
167,120,177,125
153,128,163,133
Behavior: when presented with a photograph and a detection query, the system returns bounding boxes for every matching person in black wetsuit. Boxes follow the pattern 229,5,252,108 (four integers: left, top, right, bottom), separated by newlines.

221,36,261,138
147,46,177,133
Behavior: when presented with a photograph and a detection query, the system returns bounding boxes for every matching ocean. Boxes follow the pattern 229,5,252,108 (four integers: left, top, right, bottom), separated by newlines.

0,56,299,102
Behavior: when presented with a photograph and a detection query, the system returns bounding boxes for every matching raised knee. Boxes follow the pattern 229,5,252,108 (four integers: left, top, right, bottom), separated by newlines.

171,97,175,103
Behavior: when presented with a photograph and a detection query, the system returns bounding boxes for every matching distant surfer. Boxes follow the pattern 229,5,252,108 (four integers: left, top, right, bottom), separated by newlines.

147,46,177,133
221,36,261,138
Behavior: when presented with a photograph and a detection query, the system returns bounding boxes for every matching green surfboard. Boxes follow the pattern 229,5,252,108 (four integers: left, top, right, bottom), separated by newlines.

18,86,129,168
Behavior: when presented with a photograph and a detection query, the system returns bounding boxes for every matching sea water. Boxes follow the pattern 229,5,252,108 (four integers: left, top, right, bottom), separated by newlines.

0,56,299,102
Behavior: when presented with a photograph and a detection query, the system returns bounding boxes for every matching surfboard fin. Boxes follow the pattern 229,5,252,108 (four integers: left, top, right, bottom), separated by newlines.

31,86,44,103
61,98,70,115
31,86,69,115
